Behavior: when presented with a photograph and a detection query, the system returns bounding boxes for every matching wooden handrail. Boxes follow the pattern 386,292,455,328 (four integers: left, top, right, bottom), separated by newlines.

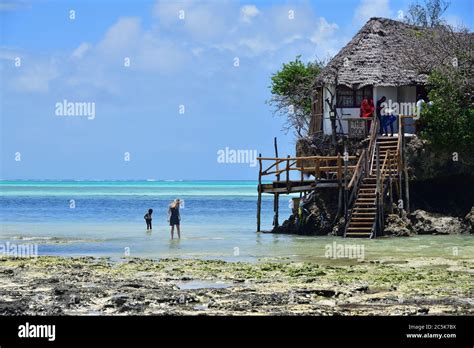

396,115,403,172
258,155,357,161
264,165,358,176
258,154,358,183
367,113,379,173
261,165,357,177
377,150,397,195
348,149,366,189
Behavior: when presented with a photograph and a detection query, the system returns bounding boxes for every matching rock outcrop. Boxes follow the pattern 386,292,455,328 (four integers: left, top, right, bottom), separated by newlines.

409,210,470,235
384,214,413,237
273,191,335,235
464,208,474,232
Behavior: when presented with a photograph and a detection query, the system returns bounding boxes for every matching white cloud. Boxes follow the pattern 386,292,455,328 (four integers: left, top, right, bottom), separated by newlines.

4,1,347,96
71,42,92,59
10,59,58,93
311,17,339,44
240,5,259,23
55,15,190,96
310,17,341,58
84,16,188,74
0,47,21,61
96,17,142,57
153,0,232,41
353,0,392,25
0,1,30,11
236,36,277,56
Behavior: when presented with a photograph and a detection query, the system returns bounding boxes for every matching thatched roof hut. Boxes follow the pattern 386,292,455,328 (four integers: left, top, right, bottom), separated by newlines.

311,17,472,136
316,17,430,89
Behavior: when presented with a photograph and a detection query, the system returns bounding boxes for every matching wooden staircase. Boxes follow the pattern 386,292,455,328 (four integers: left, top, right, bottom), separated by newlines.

345,136,399,238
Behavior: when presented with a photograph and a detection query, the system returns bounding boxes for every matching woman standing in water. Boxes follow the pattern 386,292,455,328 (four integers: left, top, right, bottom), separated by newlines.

168,199,181,239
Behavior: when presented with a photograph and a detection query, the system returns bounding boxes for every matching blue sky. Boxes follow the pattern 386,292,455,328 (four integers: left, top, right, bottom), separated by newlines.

1,0,472,180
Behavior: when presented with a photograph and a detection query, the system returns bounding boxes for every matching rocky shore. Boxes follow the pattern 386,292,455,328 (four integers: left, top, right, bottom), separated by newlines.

0,255,472,316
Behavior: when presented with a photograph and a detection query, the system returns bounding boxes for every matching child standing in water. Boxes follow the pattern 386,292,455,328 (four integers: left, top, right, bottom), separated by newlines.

168,199,181,239
144,208,153,230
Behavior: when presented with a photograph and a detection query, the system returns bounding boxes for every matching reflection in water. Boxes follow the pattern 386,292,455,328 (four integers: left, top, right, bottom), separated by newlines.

168,239,181,250
272,234,281,245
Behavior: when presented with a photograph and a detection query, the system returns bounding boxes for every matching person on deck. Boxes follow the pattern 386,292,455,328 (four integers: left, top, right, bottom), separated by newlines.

360,98,374,133
415,94,426,133
168,199,181,239
144,208,153,230
382,108,397,137
376,96,386,135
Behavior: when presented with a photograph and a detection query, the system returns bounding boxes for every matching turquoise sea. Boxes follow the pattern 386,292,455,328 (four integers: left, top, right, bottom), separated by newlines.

1,181,472,263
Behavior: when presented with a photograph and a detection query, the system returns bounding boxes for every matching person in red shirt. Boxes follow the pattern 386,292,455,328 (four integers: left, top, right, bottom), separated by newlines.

360,98,374,133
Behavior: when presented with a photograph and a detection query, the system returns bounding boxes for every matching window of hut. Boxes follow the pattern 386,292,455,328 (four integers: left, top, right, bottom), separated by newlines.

337,85,373,108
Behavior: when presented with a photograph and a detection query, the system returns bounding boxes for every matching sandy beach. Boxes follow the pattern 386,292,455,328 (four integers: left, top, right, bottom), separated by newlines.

1,255,472,316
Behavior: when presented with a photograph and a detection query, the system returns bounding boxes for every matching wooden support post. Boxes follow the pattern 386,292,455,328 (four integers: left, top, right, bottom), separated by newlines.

313,159,319,201
404,167,410,214
274,193,279,227
375,144,380,237
285,155,290,193
389,176,393,214
398,172,403,211
274,137,280,182
343,144,348,223
401,121,410,213
257,153,262,232
300,161,304,198
315,159,320,180
336,154,343,221
398,124,403,212
337,154,342,180
273,137,280,228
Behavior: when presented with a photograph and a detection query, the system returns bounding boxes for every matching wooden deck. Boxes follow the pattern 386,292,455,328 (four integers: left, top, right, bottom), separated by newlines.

260,179,340,194
256,154,358,231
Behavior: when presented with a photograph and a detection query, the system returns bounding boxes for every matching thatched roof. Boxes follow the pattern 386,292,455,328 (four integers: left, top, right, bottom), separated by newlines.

316,17,430,88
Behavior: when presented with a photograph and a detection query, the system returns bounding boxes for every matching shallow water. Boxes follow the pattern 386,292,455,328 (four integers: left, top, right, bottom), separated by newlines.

176,280,233,290
1,181,472,263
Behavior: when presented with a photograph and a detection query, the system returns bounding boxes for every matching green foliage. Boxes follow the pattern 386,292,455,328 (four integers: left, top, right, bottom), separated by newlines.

420,70,474,155
270,56,322,115
269,56,323,136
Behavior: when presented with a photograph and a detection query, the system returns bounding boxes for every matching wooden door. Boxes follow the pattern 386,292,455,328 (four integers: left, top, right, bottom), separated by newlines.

309,87,323,134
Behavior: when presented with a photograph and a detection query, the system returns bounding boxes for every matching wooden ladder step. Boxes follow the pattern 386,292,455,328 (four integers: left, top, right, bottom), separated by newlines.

377,140,398,143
